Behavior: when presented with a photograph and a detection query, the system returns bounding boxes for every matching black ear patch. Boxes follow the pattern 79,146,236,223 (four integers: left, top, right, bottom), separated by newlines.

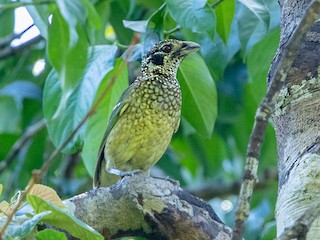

151,54,164,65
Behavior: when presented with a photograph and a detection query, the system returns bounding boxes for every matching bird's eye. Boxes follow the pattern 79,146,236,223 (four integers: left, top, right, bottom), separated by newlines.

161,45,172,53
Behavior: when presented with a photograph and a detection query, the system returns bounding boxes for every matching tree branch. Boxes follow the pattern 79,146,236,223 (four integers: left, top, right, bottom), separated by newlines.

232,0,320,239
0,119,46,174
188,168,277,200
0,35,43,60
277,201,320,240
0,24,35,48
64,175,232,239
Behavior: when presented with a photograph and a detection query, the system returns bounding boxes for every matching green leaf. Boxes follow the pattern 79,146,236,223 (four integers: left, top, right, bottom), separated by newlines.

237,0,279,53
167,0,216,38
82,59,128,176
143,4,169,47
27,195,104,240
47,10,88,114
144,3,166,45
56,0,86,45
0,9,14,37
123,20,148,33
199,31,240,80
215,0,235,43
1,211,51,239
172,131,227,178
163,7,177,33
178,53,217,137
109,0,133,45
238,0,269,24
0,81,42,100
0,96,21,134
261,221,276,239
87,0,111,44
36,229,67,240
247,28,279,101
43,45,118,153
192,133,228,176
171,134,200,176
55,0,101,45
81,0,102,29
17,125,46,187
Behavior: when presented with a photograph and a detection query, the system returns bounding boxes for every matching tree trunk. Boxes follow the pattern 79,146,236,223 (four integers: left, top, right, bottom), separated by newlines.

270,0,320,237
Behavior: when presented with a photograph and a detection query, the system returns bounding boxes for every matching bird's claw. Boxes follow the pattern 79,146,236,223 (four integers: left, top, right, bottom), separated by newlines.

108,169,179,185
153,175,180,186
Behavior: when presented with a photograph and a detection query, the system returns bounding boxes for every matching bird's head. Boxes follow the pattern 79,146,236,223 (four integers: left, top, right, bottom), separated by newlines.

140,39,200,77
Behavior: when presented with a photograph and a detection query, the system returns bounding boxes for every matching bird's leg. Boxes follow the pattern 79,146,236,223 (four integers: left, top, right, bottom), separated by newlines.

108,168,145,177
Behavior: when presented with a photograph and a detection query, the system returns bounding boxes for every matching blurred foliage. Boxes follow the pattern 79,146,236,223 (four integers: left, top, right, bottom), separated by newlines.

0,0,280,238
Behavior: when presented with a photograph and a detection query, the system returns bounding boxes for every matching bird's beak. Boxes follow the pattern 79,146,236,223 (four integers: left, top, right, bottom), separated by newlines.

179,41,200,57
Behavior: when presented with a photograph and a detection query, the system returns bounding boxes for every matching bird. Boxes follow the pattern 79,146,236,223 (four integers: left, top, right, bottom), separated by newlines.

93,39,200,188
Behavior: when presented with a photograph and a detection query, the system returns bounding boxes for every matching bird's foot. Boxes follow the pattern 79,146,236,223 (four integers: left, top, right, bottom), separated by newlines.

152,175,180,186
108,168,145,177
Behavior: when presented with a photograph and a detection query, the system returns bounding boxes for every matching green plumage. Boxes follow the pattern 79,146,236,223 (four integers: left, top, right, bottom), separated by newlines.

93,39,200,188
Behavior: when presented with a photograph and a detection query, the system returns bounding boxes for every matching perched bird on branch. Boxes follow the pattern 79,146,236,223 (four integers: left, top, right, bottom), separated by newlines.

93,39,200,188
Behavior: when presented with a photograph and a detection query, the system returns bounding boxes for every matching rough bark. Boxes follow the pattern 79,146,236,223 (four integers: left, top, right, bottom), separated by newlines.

64,175,232,239
270,0,320,237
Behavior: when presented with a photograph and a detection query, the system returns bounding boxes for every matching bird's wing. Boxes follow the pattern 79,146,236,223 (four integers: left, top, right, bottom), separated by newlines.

93,85,133,187
174,117,180,133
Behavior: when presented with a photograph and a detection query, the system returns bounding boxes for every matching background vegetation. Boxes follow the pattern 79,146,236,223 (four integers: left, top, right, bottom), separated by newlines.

0,0,280,238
